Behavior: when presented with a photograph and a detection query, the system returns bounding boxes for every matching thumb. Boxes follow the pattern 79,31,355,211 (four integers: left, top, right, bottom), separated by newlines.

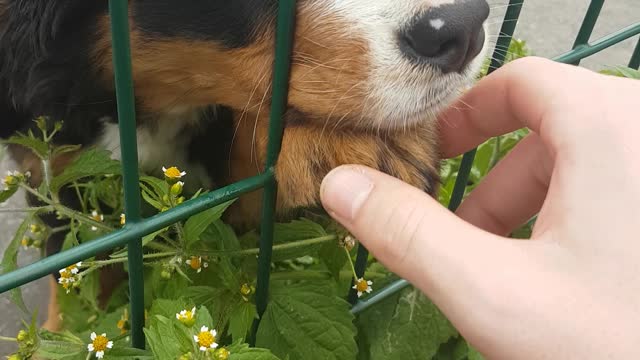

320,165,532,331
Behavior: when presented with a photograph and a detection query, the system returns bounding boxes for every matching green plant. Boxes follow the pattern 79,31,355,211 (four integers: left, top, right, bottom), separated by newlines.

2,38,639,360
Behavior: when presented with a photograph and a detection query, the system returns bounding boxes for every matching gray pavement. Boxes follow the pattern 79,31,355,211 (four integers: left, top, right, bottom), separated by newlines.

1,0,639,356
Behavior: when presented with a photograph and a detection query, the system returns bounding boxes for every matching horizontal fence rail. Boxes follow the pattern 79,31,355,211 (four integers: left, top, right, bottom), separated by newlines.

0,0,639,351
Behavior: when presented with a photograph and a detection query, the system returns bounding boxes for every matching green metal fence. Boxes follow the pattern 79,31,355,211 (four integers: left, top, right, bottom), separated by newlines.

1,0,639,351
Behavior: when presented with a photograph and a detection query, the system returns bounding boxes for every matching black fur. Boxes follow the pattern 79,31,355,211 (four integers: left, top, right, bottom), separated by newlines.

133,0,277,48
0,0,257,278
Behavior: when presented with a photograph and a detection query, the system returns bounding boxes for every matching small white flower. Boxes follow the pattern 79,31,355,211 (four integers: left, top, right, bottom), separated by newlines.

90,210,104,231
194,326,218,351
176,306,196,326
186,256,208,273
162,166,187,180
88,332,113,359
352,278,373,298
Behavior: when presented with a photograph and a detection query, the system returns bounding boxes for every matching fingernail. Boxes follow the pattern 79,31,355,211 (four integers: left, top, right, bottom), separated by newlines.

321,166,374,221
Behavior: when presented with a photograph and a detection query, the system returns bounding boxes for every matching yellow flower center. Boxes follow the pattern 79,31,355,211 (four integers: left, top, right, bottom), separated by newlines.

164,167,183,179
240,283,252,296
91,213,103,222
3,175,16,186
179,310,194,320
197,331,215,349
189,257,201,270
356,279,369,292
92,334,109,352
59,268,73,279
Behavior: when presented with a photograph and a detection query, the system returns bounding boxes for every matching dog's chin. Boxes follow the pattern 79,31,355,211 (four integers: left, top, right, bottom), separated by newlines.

362,87,462,132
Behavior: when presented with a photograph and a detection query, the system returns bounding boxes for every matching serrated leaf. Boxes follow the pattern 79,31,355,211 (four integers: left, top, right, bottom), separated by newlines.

100,347,154,359
1,214,34,314
229,301,257,343
52,144,82,158
274,218,327,243
0,186,19,203
34,340,84,359
468,345,486,360
256,283,357,360
357,287,456,360
78,269,100,310
50,148,121,194
157,315,194,354
183,200,235,248
144,317,184,359
2,134,49,158
228,342,282,360
149,299,187,321
139,176,167,210
318,239,347,281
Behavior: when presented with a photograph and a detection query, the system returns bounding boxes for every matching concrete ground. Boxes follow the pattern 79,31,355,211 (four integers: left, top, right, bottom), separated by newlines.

1,0,638,355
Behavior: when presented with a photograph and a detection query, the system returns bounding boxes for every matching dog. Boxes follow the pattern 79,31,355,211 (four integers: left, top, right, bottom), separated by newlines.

0,0,490,330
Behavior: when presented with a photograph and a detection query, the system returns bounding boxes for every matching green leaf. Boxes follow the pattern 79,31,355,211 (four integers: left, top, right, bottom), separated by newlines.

468,345,486,360
274,218,327,243
0,214,34,314
183,200,235,248
357,287,457,360
2,134,49,159
144,316,184,359
256,283,357,360
139,177,166,211
100,347,155,359
433,336,469,360
318,239,347,281
110,227,169,258
34,340,84,359
0,186,19,203
228,342,283,360
78,270,100,310
50,148,121,194
600,66,640,79
149,298,188,321
229,301,257,343
52,144,82,158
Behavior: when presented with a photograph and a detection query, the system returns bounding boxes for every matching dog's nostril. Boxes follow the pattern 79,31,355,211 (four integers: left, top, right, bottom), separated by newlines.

400,0,490,73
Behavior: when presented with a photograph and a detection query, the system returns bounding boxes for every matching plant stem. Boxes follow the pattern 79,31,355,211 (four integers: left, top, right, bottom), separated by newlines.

87,251,175,267
0,206,52,213
19,184,113,232
0,336,17,342
50,225,71,234
345,247,358,280
270,270,387,282
194,235,337,257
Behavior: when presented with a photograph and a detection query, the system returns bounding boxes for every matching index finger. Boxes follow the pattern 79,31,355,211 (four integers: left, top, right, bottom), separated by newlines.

437,56,604,159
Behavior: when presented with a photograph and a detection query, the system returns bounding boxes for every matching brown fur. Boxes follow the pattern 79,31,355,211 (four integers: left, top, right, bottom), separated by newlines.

225,111,440,225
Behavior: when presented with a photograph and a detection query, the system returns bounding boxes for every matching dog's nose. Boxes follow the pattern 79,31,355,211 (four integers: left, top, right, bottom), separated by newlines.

400,0,490,73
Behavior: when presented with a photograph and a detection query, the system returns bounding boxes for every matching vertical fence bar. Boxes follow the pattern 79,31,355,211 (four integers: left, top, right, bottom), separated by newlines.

108,0,145,349
630,37,640,69
571,0,604,65
252,0,297,345
448,0,524,211
348,244,370,304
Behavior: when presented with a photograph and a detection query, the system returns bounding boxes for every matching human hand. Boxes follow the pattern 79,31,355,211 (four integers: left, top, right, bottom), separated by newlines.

320,57,640,359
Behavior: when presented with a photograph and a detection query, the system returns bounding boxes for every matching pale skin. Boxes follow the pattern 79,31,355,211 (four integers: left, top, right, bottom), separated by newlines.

320,56,640,359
